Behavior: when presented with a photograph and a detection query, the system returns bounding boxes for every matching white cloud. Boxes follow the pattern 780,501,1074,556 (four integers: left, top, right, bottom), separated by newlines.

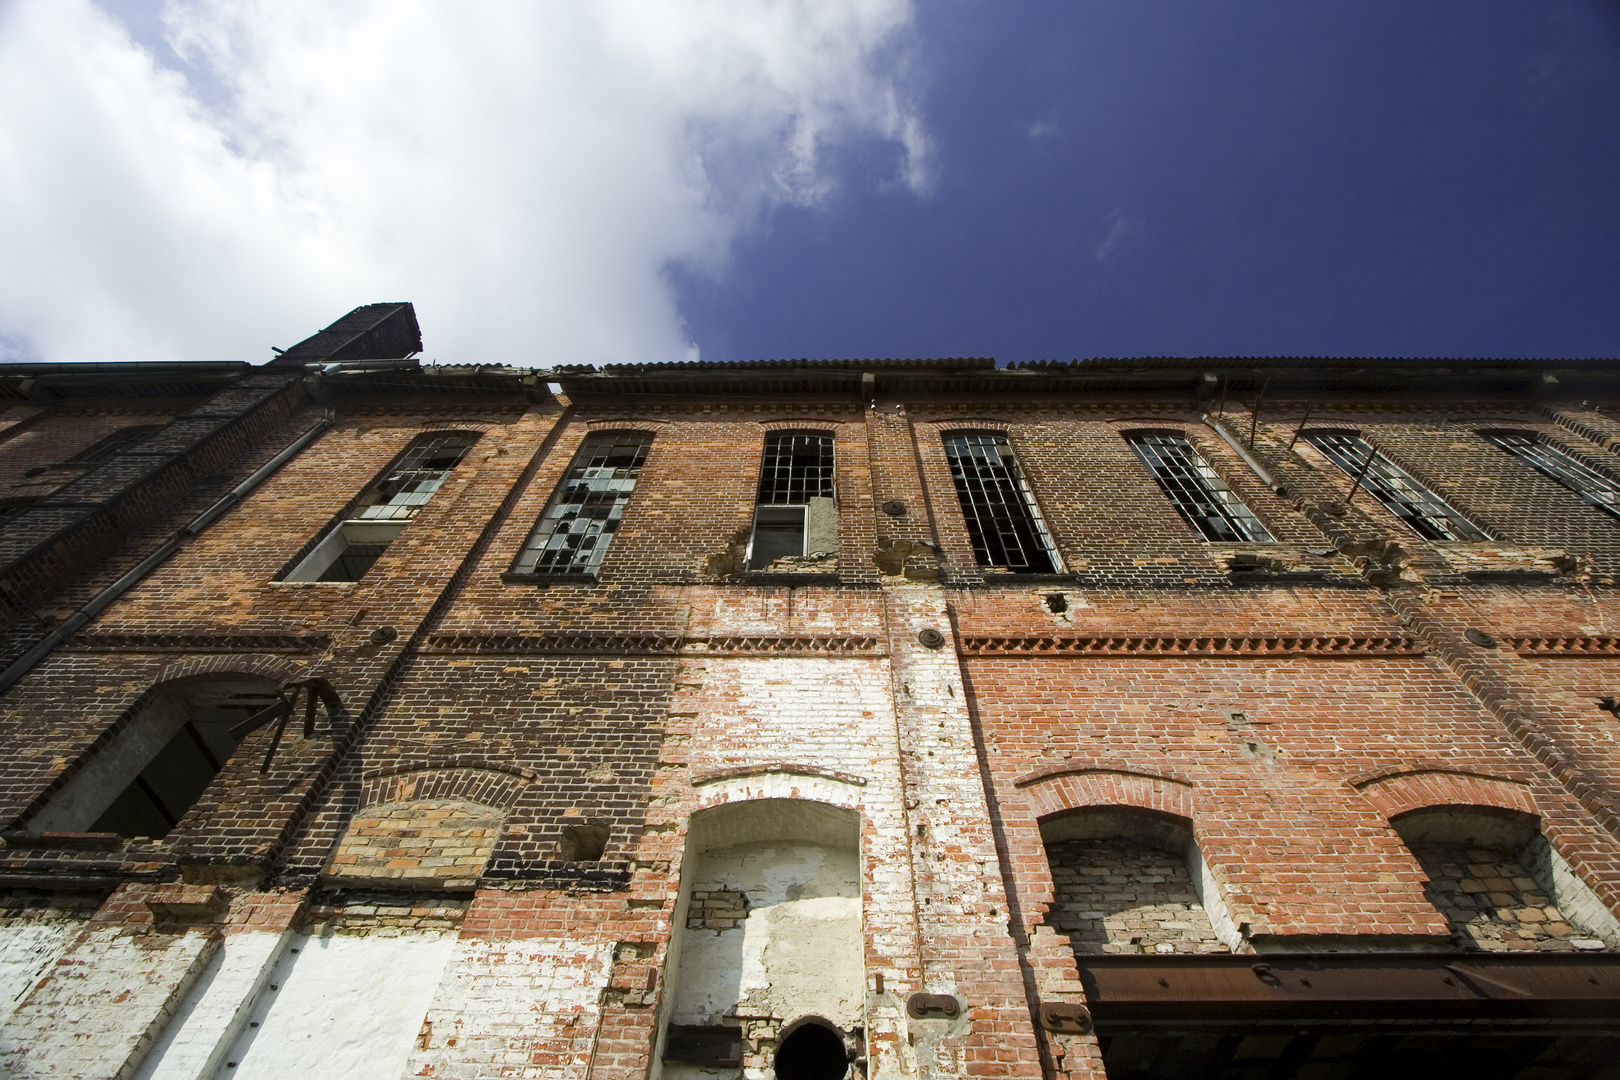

0,0,927,364
1094,206,1135,264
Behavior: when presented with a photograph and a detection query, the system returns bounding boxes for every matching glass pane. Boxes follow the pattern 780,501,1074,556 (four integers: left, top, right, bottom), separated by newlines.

1483,432,1620,520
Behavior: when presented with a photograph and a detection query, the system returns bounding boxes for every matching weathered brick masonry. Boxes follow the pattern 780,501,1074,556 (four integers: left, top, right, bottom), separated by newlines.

0,311,1618,1079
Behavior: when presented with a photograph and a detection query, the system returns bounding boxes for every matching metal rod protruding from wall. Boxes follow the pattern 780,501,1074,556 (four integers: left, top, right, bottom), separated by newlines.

1345,440,1379,504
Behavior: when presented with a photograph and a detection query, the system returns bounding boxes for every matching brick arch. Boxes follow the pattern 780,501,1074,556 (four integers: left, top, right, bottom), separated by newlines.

691,775,865,819
756,420,840,434
1104,417,1195,429
1017,767,1194,823
585,420,667,431
1353,768,1537,822
357,764,533,812
154,653,312,687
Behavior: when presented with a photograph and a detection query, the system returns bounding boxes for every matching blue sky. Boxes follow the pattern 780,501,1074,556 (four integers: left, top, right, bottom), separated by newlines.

1,1,1617,366
676,1,1620,364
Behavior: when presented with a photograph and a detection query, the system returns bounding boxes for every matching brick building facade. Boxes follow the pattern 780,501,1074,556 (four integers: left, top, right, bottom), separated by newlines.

0,303,1617,1079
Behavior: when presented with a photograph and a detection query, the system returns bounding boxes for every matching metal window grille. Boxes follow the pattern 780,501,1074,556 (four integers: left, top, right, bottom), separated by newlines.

516,432,653,575
1483,431,1620,520
353,433,479,522
1303,432,1486,541
1126,432,1274,543
756,433,834,504
943,433,1061,573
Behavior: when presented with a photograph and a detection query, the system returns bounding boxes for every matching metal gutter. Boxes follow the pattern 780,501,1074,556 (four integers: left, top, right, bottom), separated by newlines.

0,415,333,696
1205,414,1289,497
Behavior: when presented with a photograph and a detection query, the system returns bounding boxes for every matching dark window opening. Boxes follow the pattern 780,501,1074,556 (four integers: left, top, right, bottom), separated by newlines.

775,1023,847,1080
69,425,163,464
663,1026,744,1067
285,433,477,582
1126,432,1274,543
943,432,1060,573
1483,430,1620,521
515,432,652,576
749,433,836,570
90,707,253,838
1302,431,1486,542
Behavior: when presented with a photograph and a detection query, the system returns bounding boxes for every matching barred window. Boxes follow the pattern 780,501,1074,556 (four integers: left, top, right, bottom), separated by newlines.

749,433,836,570
514,432,652,576
1482,431,1620,521
1126,432,1274,542
943,433,1061,573
283,432,478,582
1302,431,1486,542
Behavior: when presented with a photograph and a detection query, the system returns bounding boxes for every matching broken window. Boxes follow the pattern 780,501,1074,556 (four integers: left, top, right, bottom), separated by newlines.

283,432,478,582
942,432,1061,573
1482,430,1620,520
69,425,163,464
513,431,652,576
1301,431,1486,541
1126,431,1274,542
748,433,836,570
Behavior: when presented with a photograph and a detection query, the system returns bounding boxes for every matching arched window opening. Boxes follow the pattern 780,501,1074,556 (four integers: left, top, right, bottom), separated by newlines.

1040,808,1230,956
29,675,283,838
660,800,863,1080
1394,808,1618,952
774,1019,849,1080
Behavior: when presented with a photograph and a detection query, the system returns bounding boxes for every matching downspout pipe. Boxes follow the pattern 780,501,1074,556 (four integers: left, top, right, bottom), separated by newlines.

1203,413,1290,497
0,415,333,697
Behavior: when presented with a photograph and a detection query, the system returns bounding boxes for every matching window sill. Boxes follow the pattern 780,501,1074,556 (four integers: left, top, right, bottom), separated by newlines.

501,571,598,586
976,571,1080,586
264,580,360,588
737,571,840,587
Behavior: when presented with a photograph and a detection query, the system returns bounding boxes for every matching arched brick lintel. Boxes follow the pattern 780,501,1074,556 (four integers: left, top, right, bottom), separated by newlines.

357,766,531,812
1354,769,1538,822
153,653,311,687
1019,769,1194,824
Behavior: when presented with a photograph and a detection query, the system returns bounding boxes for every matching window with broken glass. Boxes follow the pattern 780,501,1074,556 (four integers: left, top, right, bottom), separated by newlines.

748,433,836,570
943,432,1062,573
1126,431,1274,542
1482,431,1620,521
1302,431,1486,541
513,431,653,575
282,432,479,582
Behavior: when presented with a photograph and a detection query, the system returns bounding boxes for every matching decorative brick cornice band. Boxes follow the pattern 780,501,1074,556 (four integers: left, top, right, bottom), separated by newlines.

420,633,881,656
683,635,883,656
961,634,1420,658
1507,635,1620,657
423,633,682,655
691,762,869,787
65,633,328,654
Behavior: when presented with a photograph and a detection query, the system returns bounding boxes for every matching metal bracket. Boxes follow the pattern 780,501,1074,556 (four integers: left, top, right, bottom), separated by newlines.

905,993,961,1020
1038,1002,1093,1035
228,676,342,773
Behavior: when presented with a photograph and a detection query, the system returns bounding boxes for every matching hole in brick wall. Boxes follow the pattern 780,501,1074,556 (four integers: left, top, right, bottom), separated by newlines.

559,824,609,862
1044,592,1068,613
774,1021,847,1080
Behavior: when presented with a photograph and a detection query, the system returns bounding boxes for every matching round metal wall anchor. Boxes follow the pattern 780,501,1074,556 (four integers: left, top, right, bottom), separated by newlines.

369,625,398,645
882,500,907,517
1464,629,1497,648
917,628,946,649
1038,1002,1093,1035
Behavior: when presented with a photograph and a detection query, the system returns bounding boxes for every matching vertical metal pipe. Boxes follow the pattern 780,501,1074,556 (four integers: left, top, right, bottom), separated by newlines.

1248,379,1270,448
1345,441,1379,504
1287,406,1314,451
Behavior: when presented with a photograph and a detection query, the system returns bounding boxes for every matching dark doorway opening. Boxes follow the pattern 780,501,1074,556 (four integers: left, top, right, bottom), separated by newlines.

774,1022,847,1080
